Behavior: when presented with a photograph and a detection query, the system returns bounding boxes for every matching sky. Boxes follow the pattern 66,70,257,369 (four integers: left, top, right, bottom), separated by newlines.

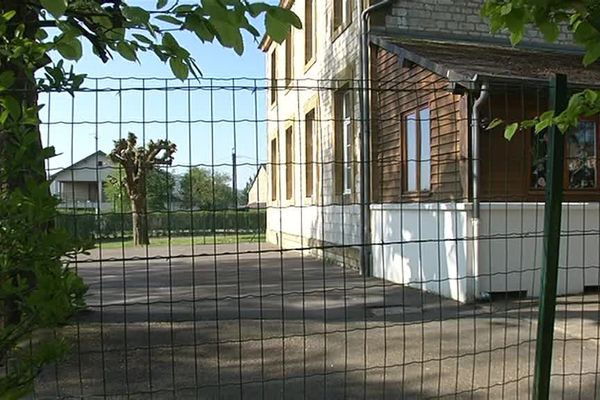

42,0,277,190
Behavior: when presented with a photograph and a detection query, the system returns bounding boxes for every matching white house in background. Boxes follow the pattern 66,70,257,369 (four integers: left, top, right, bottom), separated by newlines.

261,0,597,303
246,164,268,209
50,150,114,212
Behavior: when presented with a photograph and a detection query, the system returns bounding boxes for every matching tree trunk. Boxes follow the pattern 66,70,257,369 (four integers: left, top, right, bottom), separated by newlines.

1,1,45,327
131,199,149,246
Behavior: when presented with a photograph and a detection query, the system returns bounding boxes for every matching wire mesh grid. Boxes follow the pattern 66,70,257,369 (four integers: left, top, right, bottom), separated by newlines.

19,77,600,399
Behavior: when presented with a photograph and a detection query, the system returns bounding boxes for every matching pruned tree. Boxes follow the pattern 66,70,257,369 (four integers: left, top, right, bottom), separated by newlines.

109,132,176,245
106,167,176,213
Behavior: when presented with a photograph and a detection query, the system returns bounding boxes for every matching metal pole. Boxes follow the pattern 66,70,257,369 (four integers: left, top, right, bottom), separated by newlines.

232,147,237,208
533,73,568,400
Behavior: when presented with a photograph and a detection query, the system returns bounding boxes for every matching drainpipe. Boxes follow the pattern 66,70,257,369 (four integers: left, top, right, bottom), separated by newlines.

359,0,392,276
470,80,488,300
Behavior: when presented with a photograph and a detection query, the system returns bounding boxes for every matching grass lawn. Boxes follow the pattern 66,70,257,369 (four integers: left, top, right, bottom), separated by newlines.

95,233,264,249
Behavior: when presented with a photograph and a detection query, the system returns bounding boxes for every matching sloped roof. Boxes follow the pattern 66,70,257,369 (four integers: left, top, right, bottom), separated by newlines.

50,150,110,180
372,37,600,88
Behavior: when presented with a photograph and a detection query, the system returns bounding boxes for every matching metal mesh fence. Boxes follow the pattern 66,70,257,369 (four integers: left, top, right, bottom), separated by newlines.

22,77,600,398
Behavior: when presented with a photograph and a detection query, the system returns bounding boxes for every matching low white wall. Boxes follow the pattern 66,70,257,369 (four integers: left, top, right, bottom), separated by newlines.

266,204,362,259
370,203,474,302
478,202,600,297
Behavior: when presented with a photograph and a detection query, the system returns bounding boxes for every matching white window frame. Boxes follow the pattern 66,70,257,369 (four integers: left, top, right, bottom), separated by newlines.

404,106,431,193
342,91,353,194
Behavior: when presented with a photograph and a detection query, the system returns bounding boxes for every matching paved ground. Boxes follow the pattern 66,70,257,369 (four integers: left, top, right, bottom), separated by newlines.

31,243,600,399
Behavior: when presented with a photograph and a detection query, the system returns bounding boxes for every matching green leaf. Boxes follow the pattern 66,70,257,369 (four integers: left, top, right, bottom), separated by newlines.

0,70,15,90
271,8,302,29
123,6,150,24
534,110,555,133
117,41,138,62
55,37,82,61
538,21,560,43
132,33,153,45
486,118,503,130
583,41,600,66
155,15,182,26
247,3,271,17
169,57,189,80
500,3,512,16
1,96,21,119
213,22,244,55
504,122,519,140
510,29,524,46
40,0,68,18
265,12,290,43
2,10,16,21
156,0,168,9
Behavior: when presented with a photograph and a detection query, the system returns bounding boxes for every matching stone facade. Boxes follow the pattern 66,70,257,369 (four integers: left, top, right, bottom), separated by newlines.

384,0,575,51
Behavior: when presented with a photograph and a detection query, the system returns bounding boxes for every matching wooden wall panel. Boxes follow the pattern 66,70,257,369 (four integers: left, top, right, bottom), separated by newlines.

372,46,465,203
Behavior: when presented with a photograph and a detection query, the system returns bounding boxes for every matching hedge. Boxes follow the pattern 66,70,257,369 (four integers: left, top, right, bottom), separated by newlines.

56,210,266,241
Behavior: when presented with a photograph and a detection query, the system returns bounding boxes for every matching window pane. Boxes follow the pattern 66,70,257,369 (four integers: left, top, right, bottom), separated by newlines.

567,121,597,189
343,91,351,120
342,91,352,193
406,113,417,192
305,109,314,197
419,108,431,191
530,131,548,189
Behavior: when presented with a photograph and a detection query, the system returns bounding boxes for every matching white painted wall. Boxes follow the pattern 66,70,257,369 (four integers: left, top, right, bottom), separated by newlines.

247,165,268,208
267,204,361,247
478,202,600,297
370,203,474,302
370,202,600,302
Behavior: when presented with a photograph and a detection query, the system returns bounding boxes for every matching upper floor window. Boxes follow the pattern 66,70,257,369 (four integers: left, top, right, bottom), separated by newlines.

333,0,352,33
305,0,315,65
531,120,598,190
270,50,277,105
404,107,431,193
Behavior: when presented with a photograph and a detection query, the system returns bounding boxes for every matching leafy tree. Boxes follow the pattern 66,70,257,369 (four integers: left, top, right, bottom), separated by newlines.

0,1,300,393
482,0,600,137
109,133,176,245
180,167,234,210
106,167,176,213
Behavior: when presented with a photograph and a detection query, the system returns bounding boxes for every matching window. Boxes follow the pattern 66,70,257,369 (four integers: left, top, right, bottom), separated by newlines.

305,0,315,65
305,109,315,197
568,121,597,189
285,32,292,87
270,50,277,105
333,0,352,32
403,107,431,193
285,127,294,200
334,88,353,195
342,91,353,194
271,138,278,201
531,120,598,190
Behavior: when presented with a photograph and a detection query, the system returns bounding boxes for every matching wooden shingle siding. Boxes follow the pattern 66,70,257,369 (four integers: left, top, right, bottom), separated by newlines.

372,46,466,203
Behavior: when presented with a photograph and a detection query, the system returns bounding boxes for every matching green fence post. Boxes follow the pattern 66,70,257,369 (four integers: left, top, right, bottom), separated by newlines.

533,73,568,400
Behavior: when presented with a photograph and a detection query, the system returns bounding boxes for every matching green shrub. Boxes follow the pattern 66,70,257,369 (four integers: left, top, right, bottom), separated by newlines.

56,209,266,241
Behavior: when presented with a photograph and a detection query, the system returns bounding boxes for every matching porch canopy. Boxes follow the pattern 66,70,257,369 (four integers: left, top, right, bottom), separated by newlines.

370,36,600,89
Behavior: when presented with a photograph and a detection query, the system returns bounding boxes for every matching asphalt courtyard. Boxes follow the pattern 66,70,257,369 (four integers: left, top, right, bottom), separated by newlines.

32,243,600,399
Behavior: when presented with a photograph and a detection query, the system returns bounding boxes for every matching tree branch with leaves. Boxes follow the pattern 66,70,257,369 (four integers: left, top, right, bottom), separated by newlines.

0,0,299,395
